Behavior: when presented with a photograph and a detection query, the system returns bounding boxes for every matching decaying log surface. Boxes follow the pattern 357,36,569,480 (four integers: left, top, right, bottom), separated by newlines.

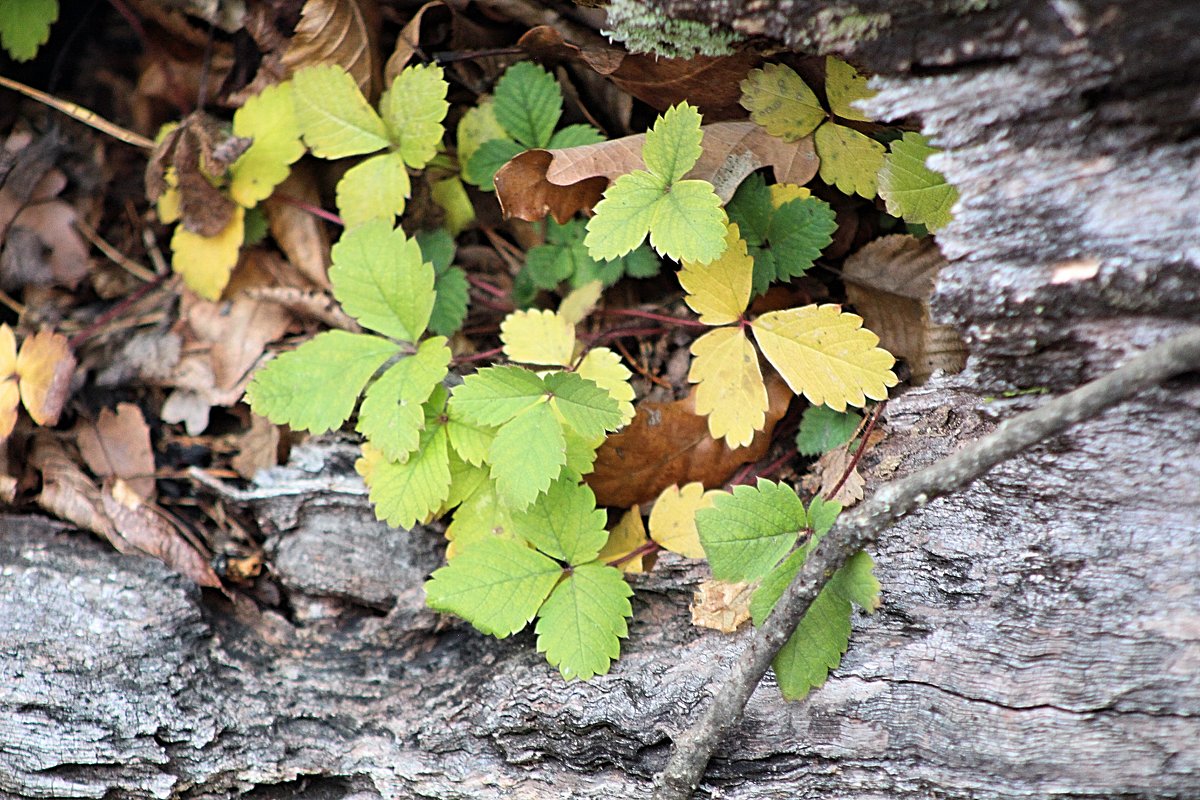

2,0,1199,797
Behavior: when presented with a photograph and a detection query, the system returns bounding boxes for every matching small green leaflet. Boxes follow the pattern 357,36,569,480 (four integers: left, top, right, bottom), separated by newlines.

330,219,435,343
229,81,304,208
292,64,389,158
584,103,727,265
379,64,450,169
488,401,566,509
417,229,470,336
336,151,410,228
795,405,862,456
0,0,57,61
510,478,607,563
536,564,633,680
726,176,836,295
356,337,451,461
523,219,659,295
878,132,958,232
695,478,807,582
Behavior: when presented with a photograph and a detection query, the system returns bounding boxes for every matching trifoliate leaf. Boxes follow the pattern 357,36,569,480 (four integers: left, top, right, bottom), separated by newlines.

171,206,245,301
247,331,397,433
445,477,520,559
795,405,861,456
725,173,773,246
457,99,508,185
488,401,566,509
357,426,452,529
547,124,605,149
679,223,752,325
380,63,449,168
766,196,837,282
599,507,649,573
493,61,562,149
647,482,715,559
292,64,389,158
330,219,434,342
465,137,525,191
449,366,547,426
0,0,57,61
739,63,826,141
751,304,897,412
535,563,633,680
643,101,704,184
229,81,304,208
356,337,451,461
335,151,411,227
824,56,874,122
688,327,767,449
425,537,561,637
814,122,885,199
511,478,607,564
878,132,958,232
583,170,661,260
576,348,635,426
500,309,576,366
648,180,728,264
695,478,807,583
430,176,475,236
544,371,623,440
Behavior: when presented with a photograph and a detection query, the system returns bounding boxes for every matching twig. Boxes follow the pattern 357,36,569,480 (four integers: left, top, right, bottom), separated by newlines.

653,327,1200,799
824,401,886,501
0,74,154,150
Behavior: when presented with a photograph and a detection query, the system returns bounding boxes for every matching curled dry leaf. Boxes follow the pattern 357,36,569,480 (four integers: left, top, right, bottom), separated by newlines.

76,402,157,499
231,413,282,480
691,579,755,633
31,433,114,538
384,1,451,82
587,371,791,508
263,163,332,288
495,122,818,223
843,234,967,384
803,446,865,507
282,0,381,100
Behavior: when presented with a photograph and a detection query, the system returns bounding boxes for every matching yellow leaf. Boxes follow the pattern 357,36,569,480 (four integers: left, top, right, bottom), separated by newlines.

559,281,602,326
679,223,752,325
577,347,635,426
430,175,475,235
751,303,897,412
647,482,715,559
157,168,181,224
500,308,575,366
768,183,811,208
0,378,17,440
335,151,411,227
171,206,245,301
688,326,767,448
598,505,649,573
0,324,16,379
229,80,305,208
15,329,75,426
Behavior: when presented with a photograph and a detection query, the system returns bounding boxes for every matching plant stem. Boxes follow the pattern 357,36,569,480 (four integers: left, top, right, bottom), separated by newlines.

597,308,709,329
825,401,886,501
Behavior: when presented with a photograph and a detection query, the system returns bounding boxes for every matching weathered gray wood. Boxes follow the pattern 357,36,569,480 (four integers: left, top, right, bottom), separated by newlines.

2,0,1199,797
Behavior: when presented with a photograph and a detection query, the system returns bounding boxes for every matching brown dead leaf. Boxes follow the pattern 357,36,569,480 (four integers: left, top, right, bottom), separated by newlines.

76,403,157,499
101,479,221,588
843,234,967,384
231,413,281,479
518,26,758,121
184,292,292,389
15,329,75,426
263,163,332,288
146,112,246,236
802,447,865,507
281,0,382,100
588,371,791,508
691,579,755,633
384,1,451,82
244,286,361,331
495,122,818,223
31,432,115,538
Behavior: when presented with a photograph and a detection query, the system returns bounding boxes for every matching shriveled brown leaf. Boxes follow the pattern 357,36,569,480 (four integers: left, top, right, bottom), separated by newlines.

281,0,381,100
15,329,75,426
588,371,791,508
76,403,157,499
495,122,818,223
843,234,967,384
146,113,246,236
263,163,332,288
184,292,292,389
4,201,90,289
802,447,865,507
231,413,281,479
244,286,361,331
31,432,115,538
519,26,759,121
384,1,451,82
691,579,755,633
101,479,221,588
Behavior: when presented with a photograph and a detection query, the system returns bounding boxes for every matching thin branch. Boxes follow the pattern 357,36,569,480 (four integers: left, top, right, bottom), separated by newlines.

0,74,154,150
653,327,1200,799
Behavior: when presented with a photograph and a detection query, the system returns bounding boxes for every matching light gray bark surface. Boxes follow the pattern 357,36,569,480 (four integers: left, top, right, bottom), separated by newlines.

2,0,1199,797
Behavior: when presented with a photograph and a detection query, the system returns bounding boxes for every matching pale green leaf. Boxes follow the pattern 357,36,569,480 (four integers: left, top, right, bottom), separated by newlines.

357,428,452,530
795,405,861,455
583,170,661,261
545,371,623,440
814,122,885,199
648,179,727,264
356,337,451,461
446,411,497,468
493,61,562,148
511,478,607,564
643,102,704,184
457,100,508,184
695,478,807,582
739,63,825,141
824,56,874,122
230,81,304,208
430,176,475,236
424,538,561,637
878,131,958,231
489,401,566,509
335,152,411,227
535,563,633,680
292,64,389,158
448,365,547,426
246,331,396,433
380,63,449,168
575,348,635,427
330,219,434,342
562,426,601,479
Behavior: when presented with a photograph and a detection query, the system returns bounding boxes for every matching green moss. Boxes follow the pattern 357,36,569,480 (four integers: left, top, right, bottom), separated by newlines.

602,0,741,58
794,6,892,50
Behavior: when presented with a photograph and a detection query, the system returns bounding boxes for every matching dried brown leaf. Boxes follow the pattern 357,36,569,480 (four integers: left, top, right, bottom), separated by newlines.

231,413,281,479
6,201,90,289
263,163,332,288
691,579,754,633
184,293,292,389
495,122,818,223
843,234,967,384
76,403,157,499
31,433,115,539
101,479,221,588
281,0,381,100
802,447,865,507
384,1,451,82
244,286,361,331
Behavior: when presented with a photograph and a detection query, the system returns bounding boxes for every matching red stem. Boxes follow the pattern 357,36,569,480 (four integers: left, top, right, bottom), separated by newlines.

273,193,344,227
466,274,509,300
824,401,886,501
597,308,708,329
452,346,505,365
607,540,662,569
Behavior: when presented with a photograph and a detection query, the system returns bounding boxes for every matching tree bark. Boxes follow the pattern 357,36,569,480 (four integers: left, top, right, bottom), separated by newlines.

3,1,1199,798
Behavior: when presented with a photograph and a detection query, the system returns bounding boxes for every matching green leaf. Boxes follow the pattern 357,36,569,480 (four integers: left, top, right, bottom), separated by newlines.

445,411,496,468
445,475,520,557
695,478,807,582
358,424,453,530
330,219,434,342
562,426,601,479
356,337,451,461
739,63,826,141
765,196,837,281
465,138,525,191
814,122,885,199
795,405,861,455
488,402,566,509
292,64,389,158
643,102,704,184
582,170,662,260
0,0,57,61
725,173,773,247
425,538,561,637
335,151,411,227
547,124,605,149
526,240,580,288
246,331,396,433
380,63,449,168
448,366,547,426
416,228,456,272
457,100,508,185
493,61,562,148
616,245,661,279
832,548,880,611
648,180,728,264
545,371,623,440
535,563,633,680
230,81,305,208
511,478,607,564
878,132,958,232
430,266,469,336
824,56,874,122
